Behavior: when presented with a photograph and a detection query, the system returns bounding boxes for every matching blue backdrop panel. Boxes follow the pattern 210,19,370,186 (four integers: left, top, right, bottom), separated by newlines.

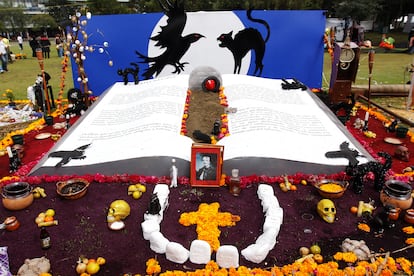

71,10,325,95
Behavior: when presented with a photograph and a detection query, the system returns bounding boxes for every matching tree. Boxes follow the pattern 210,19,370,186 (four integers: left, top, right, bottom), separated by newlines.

332,0,383,22
31,14,58,32
46,0,81,27
86,0,130,15
0,1,29,33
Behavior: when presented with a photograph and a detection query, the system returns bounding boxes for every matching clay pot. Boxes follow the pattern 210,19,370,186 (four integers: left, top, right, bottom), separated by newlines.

404,209,414,224
4,216,20,231
1,182,34,211
380,180,413,210
388,207,401,221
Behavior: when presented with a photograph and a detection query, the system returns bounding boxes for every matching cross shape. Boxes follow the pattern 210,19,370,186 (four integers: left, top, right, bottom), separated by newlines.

179,202,240,251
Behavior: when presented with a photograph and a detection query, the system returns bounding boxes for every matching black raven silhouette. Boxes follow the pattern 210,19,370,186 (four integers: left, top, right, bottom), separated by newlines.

48,144,91,167
136,0,204,80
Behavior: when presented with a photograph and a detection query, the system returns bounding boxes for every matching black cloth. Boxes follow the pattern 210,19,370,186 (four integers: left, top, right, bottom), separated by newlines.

196,166,216,180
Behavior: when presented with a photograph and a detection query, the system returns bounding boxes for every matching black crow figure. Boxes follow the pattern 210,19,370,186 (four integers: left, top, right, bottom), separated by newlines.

48,144,91,167
136,0,204,79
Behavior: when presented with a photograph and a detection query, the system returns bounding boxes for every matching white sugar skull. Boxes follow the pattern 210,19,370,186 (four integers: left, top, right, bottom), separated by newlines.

317,199,336,223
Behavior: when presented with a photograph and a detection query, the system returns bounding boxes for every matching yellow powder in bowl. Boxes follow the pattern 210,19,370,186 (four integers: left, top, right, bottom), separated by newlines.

319,183,343,193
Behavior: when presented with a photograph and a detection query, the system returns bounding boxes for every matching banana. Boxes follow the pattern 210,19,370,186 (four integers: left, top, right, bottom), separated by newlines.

33,187,47,198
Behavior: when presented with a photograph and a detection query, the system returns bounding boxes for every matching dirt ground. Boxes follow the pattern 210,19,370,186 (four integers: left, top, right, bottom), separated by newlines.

185,89,224,142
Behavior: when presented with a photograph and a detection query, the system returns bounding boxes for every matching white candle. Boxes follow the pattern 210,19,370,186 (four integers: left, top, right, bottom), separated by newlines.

364,111,369,121
6,146,13,158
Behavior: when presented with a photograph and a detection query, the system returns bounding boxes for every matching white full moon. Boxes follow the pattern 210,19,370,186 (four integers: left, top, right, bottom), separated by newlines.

148,11,250,77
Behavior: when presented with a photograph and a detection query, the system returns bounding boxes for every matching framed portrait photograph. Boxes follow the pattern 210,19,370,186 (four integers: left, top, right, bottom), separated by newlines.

191,143,224,187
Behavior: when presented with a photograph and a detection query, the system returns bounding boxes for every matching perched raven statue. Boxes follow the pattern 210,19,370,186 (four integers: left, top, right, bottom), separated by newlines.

136,0,204,79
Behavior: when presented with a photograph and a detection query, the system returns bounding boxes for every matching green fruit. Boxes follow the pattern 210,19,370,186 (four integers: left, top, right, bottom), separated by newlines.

310,244,321,254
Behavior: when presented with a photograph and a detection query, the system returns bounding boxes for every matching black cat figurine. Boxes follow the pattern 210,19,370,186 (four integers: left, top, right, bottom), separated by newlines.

117,63,140,85
217,8,270,76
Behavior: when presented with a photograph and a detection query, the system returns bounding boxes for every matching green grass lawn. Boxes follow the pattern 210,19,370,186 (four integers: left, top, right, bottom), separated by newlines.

322,51,414,89
1,33,414,101
0,40,74,102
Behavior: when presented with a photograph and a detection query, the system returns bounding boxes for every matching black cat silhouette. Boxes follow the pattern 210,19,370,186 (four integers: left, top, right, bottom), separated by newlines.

217,9,270,76
117,63,140,85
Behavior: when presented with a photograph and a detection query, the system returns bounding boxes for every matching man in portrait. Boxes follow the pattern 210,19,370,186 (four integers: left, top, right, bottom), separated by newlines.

196,154,216,180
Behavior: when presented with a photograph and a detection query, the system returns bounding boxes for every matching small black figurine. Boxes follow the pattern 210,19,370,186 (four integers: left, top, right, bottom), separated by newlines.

117,63,140,85
147,193,161,215
8,147,21,173
65,88,88,117
212,119,221,136
368,205,395,234
386,119,398,132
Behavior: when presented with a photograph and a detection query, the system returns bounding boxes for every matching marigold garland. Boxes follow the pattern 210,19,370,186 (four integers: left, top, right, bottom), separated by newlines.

142,256,414,276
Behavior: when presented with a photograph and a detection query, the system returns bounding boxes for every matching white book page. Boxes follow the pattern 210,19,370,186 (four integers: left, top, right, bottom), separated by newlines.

218,74,368,165
43,75,194,167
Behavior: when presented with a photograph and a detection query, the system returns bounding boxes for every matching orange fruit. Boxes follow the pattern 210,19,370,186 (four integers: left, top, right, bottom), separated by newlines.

350,206,358,214
96,257,106,265
86,261,100,275
313,253,324,263
44,216,54,222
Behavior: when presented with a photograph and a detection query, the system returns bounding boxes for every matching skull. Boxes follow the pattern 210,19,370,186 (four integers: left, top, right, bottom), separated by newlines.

107,199,131,223
395,145,410,162
317,199,336,223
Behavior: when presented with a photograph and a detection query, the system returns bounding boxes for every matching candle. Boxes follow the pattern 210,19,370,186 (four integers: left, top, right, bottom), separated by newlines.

364,111,369,121
6,146,13,158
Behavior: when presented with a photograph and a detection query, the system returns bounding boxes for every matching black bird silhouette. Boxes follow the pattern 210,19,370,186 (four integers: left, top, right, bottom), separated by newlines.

136,0,204,80
48,143,91,167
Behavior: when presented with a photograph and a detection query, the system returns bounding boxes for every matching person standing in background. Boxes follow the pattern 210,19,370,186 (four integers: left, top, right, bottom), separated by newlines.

408,27,414,54
29,36,40,57
40,35,51,58
0,35,7,73
17,35,23,51
0,35,8,73
55,34,63,57
1,35,11,64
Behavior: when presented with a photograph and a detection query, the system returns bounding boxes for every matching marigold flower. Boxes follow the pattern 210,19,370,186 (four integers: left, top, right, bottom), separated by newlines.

403,226,414,234
405,237,414,245
357,223,370,232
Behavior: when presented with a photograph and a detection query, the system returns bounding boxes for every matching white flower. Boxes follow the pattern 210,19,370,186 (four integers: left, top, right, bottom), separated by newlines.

86,12,92,19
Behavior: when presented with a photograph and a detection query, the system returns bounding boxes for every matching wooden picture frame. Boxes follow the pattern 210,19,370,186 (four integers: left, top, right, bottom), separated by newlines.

190,143,224,187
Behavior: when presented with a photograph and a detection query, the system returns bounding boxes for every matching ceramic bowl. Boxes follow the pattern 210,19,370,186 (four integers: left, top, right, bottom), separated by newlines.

56,178,90,200
2,182,34,210
314,180,349,199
